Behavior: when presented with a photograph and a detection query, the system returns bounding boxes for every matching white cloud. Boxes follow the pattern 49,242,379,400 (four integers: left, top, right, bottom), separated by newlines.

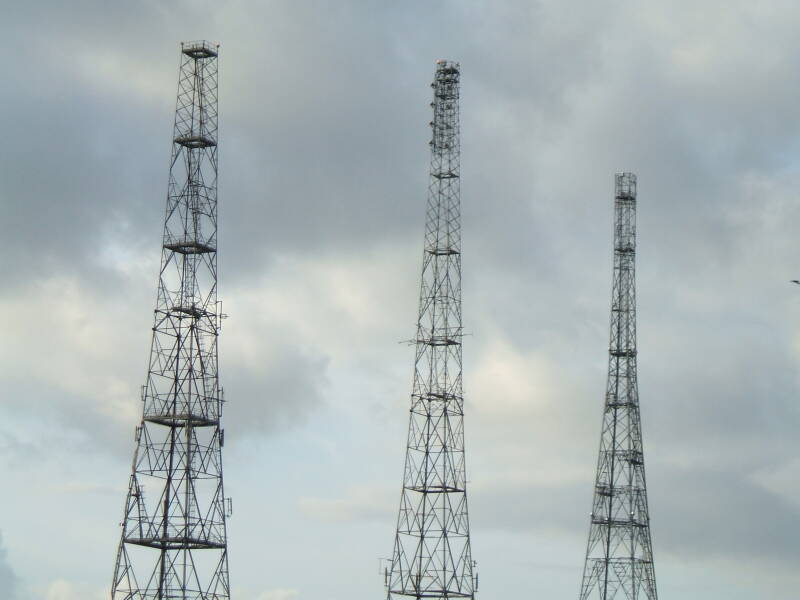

255,588,300,600
298,485,395,524
750,457,800,509
37,579,105,600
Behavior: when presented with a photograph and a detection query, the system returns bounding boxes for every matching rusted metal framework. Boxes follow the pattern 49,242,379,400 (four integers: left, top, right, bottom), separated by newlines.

111,40,231,600
385,60,476,600
579,173,657,600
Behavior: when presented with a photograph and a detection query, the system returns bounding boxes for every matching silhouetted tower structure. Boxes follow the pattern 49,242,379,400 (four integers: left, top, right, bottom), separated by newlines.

385,60,476,600
579,173,657,600
111,41,231,600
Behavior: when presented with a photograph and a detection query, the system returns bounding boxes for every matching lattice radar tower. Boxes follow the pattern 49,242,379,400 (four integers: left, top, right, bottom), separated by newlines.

111,40,231,600
579,173,658,600
384,60,477,600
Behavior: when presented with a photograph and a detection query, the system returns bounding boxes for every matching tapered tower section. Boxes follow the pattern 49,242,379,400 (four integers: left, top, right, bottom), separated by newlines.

579,173,657,600
385,60,476,600
111,41,230,600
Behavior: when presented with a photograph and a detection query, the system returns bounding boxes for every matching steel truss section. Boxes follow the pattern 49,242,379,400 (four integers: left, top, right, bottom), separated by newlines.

111,40,231,600
385,60,477,600
579,173,658,600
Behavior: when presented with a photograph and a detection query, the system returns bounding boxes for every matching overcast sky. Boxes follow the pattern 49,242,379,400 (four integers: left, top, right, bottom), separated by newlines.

1,1,800,599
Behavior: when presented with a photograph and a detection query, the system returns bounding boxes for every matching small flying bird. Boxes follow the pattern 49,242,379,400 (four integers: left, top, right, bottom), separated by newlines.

791,280,800,284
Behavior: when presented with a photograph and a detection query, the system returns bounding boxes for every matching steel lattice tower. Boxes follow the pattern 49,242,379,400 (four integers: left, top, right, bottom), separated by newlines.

385,60,476,600
579,173,657,600
111,41,231,600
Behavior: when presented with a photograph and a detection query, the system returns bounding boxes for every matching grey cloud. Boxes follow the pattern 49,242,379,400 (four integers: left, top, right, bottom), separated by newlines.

470,479,587,537
223,345,329,439
2,2,800,599
652,466,800,563
467,461,800,565
2,379,135,460
0,426,46,462
0,532,19,600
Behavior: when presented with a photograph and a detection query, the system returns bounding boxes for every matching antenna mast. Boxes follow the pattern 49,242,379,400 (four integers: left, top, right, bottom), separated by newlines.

111,40,231,600
579,173,657,600
384,60,476,600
